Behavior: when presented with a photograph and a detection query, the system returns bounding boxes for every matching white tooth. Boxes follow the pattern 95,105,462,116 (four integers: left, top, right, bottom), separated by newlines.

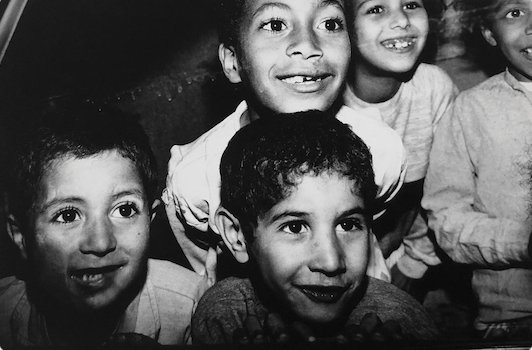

283,76,305,84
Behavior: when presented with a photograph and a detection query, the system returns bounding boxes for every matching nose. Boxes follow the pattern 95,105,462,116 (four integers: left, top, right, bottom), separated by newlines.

79,217,117,256
390,9,410,29
308,231,346,276
286,26,323,60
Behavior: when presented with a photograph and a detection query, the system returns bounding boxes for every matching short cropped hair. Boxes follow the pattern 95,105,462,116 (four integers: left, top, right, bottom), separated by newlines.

7,106,158,232
217,0,247,50
220,110,376,241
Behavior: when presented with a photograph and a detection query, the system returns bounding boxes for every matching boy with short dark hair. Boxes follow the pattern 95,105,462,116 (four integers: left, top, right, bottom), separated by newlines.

192,111,438,343
163,0,407,284
0,107,206,348
423,0,532,339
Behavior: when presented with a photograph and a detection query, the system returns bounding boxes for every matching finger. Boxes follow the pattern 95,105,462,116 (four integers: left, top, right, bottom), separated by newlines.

204,246,218,287
232,328,250,344
265,313,290,343
359,312,383,335
290,321,316,343
245,314,265,344
381,320,403,341
334,332,349,344
345,323,366,343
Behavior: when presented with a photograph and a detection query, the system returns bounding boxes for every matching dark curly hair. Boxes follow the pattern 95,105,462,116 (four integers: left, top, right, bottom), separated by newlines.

219,110,376,242
7,105,158,233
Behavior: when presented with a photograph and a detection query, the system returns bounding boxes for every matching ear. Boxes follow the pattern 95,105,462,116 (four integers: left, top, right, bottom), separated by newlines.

218,43,243,83
150,199,161,222
480,25,498,47
7,214,27,260
214,206,249,263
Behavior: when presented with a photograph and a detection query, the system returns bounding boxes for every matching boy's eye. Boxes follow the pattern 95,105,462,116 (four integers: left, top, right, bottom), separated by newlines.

367,6,384,15
281,222,307,234
318,18,344,32
54,208,80,223
261,19,286,32
505,9,524,19
112,203,138,218
337,218,365,233
404,1,423,10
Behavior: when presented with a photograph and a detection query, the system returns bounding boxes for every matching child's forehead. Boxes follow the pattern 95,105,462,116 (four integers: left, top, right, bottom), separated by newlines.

242,0,346,15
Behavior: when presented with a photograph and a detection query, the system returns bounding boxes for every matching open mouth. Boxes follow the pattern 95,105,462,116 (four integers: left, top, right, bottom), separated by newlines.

381,37,417,51
70,265,123,286
521,47,532,58
280,75,327,84
298,285,347,304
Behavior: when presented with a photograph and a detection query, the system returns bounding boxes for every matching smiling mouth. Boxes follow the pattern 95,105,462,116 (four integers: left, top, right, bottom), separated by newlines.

522,47,532,58
381,37,417,51
70,265,123,285
298,285,347,304
280,75,327,84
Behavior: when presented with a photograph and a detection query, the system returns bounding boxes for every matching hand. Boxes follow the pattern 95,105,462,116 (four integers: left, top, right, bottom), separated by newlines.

344,313,404,343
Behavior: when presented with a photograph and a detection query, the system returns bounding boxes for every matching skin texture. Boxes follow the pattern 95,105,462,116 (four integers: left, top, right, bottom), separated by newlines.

481,0,532,82
351,0,428,75
249,173,369,325
23,150,151,313
220,0,350,121
348,0,428,102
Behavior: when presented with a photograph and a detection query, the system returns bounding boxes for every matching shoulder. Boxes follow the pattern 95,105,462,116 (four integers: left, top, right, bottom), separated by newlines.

168,101,247,166
192,277,258,344
336,106,403,146
147,259,207,302
452,72,508,118
0,276,28,347
195,277,255,311
351,277,439,340
411,63,458,95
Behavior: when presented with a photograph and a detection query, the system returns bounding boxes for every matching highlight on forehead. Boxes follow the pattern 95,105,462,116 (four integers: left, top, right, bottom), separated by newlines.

248,0,345,17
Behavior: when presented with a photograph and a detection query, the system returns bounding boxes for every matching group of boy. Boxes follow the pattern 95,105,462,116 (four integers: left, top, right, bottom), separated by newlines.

1,0,532,347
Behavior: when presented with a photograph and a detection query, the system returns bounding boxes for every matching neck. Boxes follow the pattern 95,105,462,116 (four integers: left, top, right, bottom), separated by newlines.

348,65,403,104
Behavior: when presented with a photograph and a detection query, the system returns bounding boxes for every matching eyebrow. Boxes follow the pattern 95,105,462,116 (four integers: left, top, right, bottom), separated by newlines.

355,0,374,11
268,206,366,224
252,0,345,19
38,189,145,213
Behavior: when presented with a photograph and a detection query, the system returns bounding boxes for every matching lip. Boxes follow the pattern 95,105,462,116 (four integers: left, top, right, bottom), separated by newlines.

70,264,124,291
297,285,348,304
381,36,417,53
521,47,532,60
277,72,333,93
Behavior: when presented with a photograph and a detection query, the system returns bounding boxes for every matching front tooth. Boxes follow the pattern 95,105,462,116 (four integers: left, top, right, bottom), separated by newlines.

284,76,305,84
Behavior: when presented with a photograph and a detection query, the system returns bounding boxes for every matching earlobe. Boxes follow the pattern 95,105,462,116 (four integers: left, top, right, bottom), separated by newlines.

480,26,498,47
7,214,27,260
214,207,249,263
218,43,243,84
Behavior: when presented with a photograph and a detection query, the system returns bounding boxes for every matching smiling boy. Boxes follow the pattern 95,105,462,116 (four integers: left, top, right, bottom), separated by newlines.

0,108,206,348
164,0,406,284
343,0,458,288
423,0,532,339
192,111,438,343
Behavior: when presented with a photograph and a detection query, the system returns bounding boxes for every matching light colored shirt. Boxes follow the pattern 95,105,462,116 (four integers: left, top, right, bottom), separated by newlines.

345,63,459,278
163,101,407,281
423,70,532,327
0,259,207,348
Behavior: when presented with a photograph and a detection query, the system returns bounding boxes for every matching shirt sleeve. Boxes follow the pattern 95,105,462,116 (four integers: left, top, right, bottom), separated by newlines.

422,100,531,267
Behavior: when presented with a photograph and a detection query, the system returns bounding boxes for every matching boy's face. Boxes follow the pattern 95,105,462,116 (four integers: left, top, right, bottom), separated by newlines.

482,0,532,82
233,0,350,115
26,150,151,313
351,0,428,75
249,173,369,324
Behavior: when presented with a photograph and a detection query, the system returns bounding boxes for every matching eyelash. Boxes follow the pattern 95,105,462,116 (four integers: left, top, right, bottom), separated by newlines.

113,202,139,218
259,18,286,32
52,207,80,224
